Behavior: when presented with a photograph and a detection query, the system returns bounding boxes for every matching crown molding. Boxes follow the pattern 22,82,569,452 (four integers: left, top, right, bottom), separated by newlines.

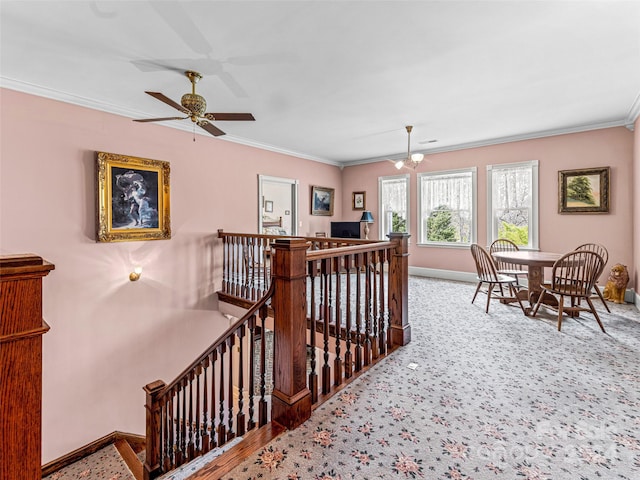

2,76,635,168
625,90,640,131
0,77,340,167
342,119,631,167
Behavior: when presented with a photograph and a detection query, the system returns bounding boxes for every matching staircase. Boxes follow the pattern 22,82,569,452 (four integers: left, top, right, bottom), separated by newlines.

42,424,287,480
42,233,412,480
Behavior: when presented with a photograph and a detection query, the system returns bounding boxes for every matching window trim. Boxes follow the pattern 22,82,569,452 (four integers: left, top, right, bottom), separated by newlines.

486,160,539,250
378,174,410,239
417,167,477,248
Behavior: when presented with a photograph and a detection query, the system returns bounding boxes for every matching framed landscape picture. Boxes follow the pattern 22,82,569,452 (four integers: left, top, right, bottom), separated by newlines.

96,151,171,242
558,166,610,214
311,185,334,216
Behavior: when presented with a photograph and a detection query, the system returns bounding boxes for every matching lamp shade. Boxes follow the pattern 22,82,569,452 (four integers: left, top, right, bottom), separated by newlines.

359,210,374,223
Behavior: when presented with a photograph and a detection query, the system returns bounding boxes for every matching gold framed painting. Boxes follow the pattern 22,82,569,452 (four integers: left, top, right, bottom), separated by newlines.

96,151,171,242
558,166,610,214
311,185,334,216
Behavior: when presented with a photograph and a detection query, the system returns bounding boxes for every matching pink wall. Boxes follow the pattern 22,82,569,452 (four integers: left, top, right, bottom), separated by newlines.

633,117,640,295
342,128,635,282
0,89,342,462
1,88,636,463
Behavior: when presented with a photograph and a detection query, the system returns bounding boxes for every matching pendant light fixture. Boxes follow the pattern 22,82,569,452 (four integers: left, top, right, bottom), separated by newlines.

394,125,424,170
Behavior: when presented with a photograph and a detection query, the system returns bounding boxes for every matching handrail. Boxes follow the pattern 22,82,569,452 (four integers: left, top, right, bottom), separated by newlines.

162,283,275,395
306,241,394,260
145,231,411,480
143,283,276,479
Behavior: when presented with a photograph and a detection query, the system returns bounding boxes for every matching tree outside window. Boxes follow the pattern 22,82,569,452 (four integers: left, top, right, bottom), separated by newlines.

418,168,476,246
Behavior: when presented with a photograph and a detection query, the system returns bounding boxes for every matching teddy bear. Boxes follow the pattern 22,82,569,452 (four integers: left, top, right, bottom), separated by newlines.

602,263,629,304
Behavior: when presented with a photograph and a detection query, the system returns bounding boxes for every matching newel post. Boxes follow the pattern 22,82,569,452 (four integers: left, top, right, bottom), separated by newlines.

388,233,411,346
270,238,312,429
143,380,165,480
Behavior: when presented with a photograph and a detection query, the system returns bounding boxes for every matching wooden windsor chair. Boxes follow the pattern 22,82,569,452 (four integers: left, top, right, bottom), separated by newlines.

470,244,527,314
530,250,606,332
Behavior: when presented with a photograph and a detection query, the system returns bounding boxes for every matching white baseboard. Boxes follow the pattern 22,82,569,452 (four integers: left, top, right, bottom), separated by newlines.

408,266,638,309
408,266,476,283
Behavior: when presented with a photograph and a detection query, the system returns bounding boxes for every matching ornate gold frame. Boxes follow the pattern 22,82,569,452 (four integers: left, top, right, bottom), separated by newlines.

558,166,610,214
96,151,171,242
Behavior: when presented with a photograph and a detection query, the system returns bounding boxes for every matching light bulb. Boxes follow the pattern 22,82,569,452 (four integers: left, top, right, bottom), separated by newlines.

395,160,405,170
129,266,143,281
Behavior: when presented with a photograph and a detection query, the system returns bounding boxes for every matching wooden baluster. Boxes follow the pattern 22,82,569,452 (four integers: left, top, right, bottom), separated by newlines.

226,335,235,440
333,256,342,386
363,251,372,367
241,237,248,299
231,237,238,297
201,357,210,453
217,343,227,445
371,250,379,360
210,350,218,449
308,260,318,403
247,314,257,430
321,257,331,395
195,366,202,456
258,304,268,427
221,234,228,293
236,325,246,436
344,254,353,379
354,253,363,372
166,390,174,471
187,374,195,460
174,384,183,466
181,379,188,463
378,249,387,356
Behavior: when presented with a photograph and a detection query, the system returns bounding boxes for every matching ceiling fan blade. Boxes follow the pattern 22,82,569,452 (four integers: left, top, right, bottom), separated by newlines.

197,120,225,137
225,52,299,66
150,2,212,55
217,71,248,98
133,117,187,123
131,60,188,73
145,92,190,115
204,113,255,121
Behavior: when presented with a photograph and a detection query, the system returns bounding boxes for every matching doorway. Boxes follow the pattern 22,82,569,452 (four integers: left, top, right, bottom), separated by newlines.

258,175,298,235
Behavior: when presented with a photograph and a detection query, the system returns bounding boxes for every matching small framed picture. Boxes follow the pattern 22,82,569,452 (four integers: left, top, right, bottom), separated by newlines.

311,185,334,216
558,167,610,214
352,191,366,210
96,151,171,242
265,200,274,213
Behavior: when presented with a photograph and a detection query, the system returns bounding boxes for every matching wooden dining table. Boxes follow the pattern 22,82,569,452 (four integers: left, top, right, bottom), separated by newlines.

491,250,563,314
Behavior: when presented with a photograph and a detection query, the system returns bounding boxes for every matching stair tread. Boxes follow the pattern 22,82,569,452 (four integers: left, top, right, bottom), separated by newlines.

43,443,135,480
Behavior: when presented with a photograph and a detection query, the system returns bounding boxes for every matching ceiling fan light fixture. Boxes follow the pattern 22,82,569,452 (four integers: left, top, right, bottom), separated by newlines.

395,160,405,170
181,93,206,118
411,152,424,163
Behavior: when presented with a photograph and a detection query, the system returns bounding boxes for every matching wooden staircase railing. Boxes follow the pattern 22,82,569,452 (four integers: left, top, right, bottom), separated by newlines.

143,283,275,480
143,232,410,479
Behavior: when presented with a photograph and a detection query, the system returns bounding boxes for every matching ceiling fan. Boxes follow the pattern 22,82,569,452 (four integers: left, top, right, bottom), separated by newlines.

133,70,255,137
390,126,425,170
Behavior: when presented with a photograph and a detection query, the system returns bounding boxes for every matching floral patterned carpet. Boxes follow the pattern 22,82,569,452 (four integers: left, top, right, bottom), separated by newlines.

221,275,640,480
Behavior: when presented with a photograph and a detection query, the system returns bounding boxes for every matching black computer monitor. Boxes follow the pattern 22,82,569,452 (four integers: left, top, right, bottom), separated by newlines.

330,221,361,238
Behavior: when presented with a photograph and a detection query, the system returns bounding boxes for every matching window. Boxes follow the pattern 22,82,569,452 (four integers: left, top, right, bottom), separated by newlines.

418,168,477,246
378,174,410,239
487,160,538,249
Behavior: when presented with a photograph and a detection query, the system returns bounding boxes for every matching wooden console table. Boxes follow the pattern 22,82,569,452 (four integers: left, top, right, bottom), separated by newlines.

1,254,55,480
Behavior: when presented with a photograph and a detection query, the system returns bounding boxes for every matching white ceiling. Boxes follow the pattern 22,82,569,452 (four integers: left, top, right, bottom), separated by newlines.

2,1,639,166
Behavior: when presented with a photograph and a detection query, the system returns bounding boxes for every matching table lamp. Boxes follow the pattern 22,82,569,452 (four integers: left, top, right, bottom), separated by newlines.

359,210,374,239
